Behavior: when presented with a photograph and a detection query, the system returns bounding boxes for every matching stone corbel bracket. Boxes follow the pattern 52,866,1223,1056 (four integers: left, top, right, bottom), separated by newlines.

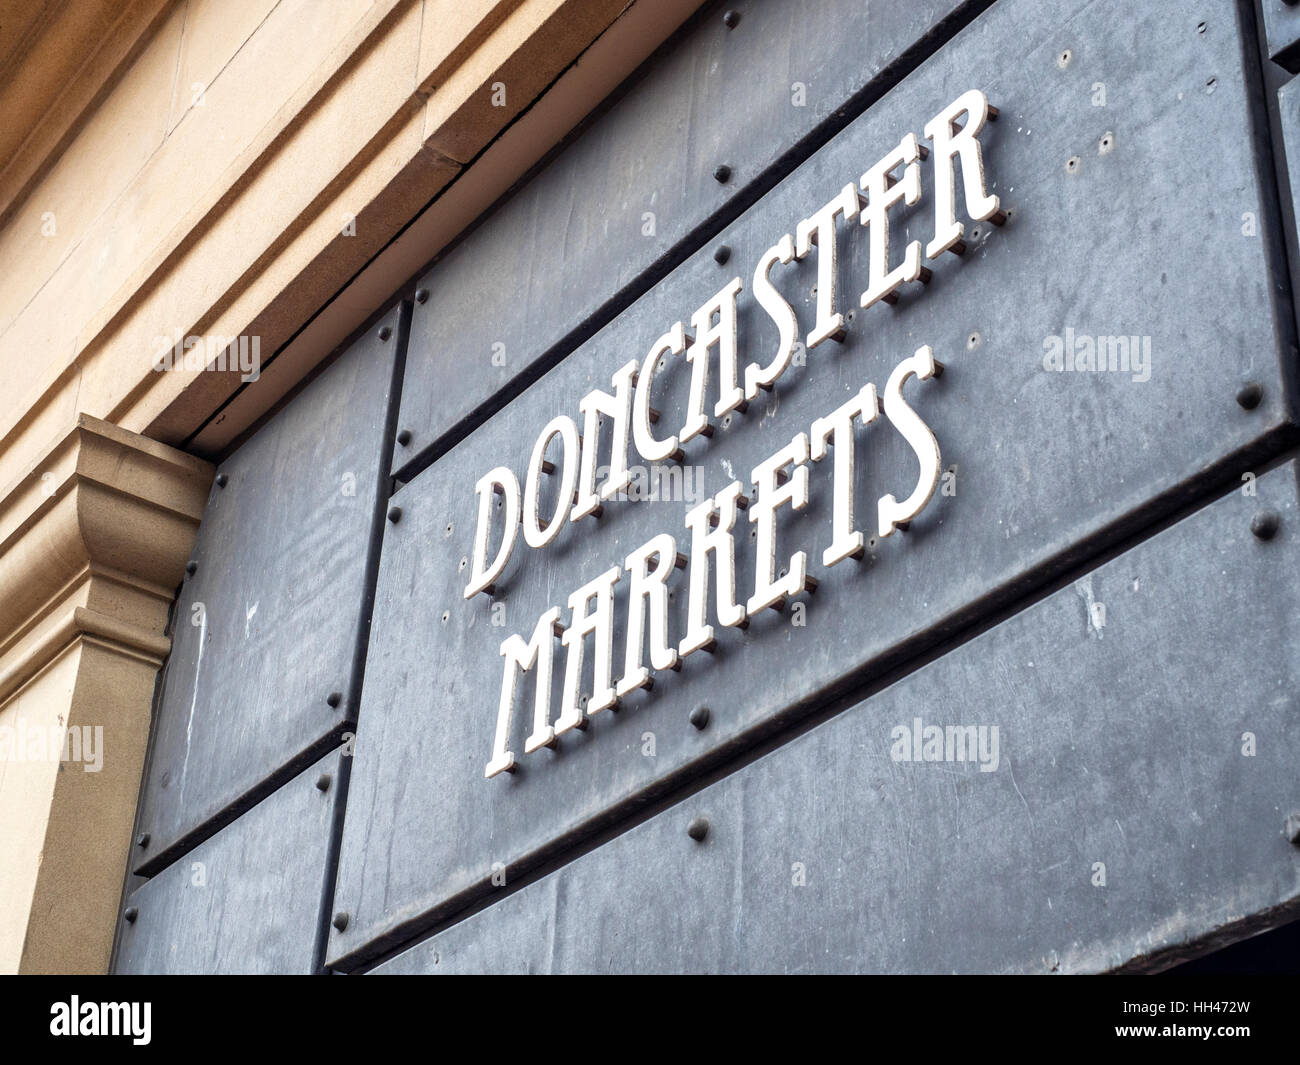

0,414,212,694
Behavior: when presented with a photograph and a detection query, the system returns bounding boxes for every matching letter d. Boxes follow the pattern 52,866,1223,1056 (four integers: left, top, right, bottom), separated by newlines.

465,467,521,599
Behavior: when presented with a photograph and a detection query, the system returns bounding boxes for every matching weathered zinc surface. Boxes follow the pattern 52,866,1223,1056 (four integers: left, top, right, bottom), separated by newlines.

116,751,344,975
392,0,985,478
329,0,1295,969
1277,72,1300,237
374,464,1300,975
132,304,406,875
1261,0,1300,74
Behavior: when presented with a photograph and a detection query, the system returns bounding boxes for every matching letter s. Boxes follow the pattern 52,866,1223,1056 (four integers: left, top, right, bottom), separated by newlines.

877,345,942,538
745,234,798,399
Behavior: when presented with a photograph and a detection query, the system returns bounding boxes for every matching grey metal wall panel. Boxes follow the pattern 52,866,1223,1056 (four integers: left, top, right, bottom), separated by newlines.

132,305,405,875
1260,0,1300,73
116,751,342,974
1277,72,1300,238
373,463,1300,974
392,0,982,478
328,0,1296,969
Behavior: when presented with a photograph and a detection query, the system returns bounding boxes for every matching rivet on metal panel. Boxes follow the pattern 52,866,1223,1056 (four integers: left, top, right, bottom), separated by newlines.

378,325,393,342
687,817,710,842
689,705,711,730
967,331,982,350
124,907,138,924
326,692,343,709
388,506,403,524
1066,156,1081,174
136,833,150,849
316,774,332,793
397,429,413,446
1057,48,1072,69
1251,511,1281,541
184,561,197,576
332,912,350,932
1099,131,1114,155
415,288,429,304
215,473,228,488
713,164,732,184
1286,812,1300,845
1236,382,1263,410
714,245,732,265
723,10,740,30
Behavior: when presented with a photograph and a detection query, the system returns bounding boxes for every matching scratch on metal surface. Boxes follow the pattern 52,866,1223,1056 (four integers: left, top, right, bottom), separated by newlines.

178,610,207,808
1074,575,1105,639
732,793,746,956
544,875,559,976
1006,755,1033,832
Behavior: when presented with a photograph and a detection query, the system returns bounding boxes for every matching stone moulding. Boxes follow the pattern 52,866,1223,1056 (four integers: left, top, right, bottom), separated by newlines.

0,413,211,702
